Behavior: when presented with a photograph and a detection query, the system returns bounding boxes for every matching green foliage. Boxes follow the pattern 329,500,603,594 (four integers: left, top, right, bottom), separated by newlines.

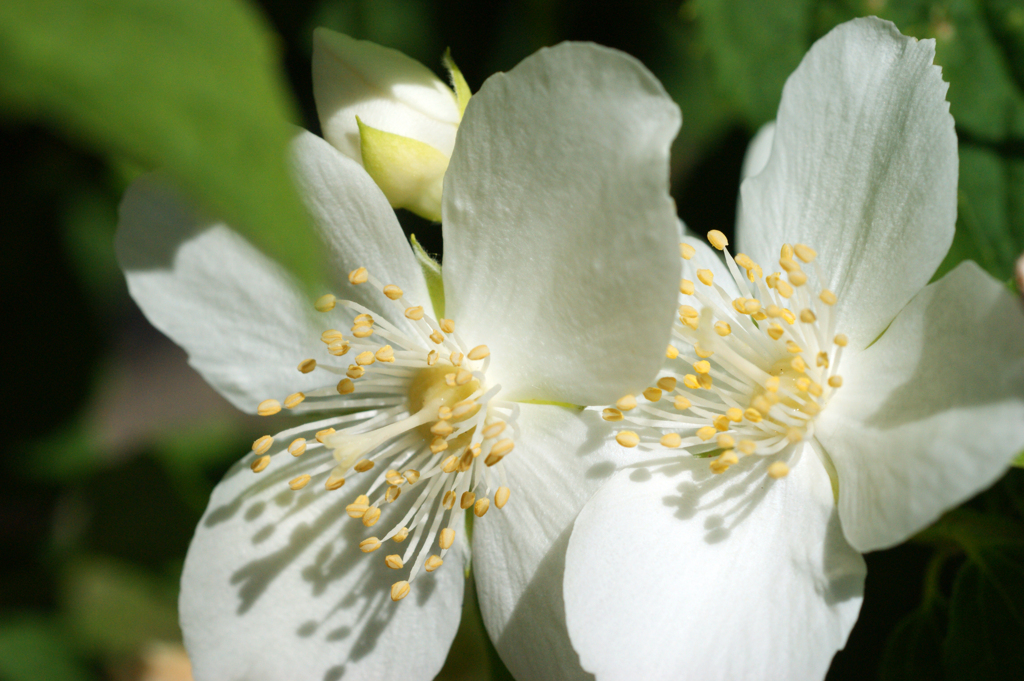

0,0,322,290
0,617,91,681
880,599,947,681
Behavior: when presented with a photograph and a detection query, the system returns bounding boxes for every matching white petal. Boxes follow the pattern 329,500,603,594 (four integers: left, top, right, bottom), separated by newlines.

681,234,742,302
180,439,465,681
442,42,681,405
116,177,329,413
564,446,865,681
736,17,958,351
290,131,433,327
816,261,1024,552
472,405,619,681
313,29,459,163
739,121,776,182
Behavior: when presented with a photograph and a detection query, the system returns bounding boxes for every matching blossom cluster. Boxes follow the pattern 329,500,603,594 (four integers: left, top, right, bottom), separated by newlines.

116,17,1024,681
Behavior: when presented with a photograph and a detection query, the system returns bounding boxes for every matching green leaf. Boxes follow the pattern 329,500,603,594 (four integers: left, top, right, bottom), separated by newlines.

880,599,947,681
1014,449,1024,468
694,0,815,127
943,542,1024,680
0,0,322,291
0,617,90,681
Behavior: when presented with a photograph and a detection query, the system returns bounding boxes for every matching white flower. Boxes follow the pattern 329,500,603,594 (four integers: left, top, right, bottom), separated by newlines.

313,29,471,221
562,18,1024,681
116,43,681,681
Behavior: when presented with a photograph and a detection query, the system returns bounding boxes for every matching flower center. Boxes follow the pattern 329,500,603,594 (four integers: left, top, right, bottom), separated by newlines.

245,267,515,602
606,231,845,479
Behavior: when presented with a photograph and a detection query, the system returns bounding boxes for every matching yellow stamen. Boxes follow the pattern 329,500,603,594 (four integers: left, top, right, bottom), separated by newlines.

405,306,424,320
616,431,640,448
820,289,837,305
288,438,306,457
660,433,682,448
680,243,696,260
250,455,270,473
697,269,714,286
495,487,510,509
314,294,336,312
391,581,410,601
383,285,403,300
768,461,790,479
348,267,368,285
289,474,311,490
707,230,728,250
257,399,281,416
828,375,843,388
439,528,455,550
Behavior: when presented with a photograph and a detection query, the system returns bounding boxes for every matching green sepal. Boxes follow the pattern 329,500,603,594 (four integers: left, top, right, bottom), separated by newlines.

442,48,472,117
411,234,445,319
357,116,446,222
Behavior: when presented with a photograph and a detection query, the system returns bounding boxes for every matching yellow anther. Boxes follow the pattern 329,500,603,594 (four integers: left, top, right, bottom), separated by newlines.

439,528,455,550
405,306,424,320
347,365,365,379
348,267,368,285
766,273,780,289
297,358,317,374
743,299,762,315
786,341,802,354
697,426,717,441
710,459,729,474
683,374,700,390
643,387,662,402
314,294,337,312
321,329,343,344
382,284,403,300
257,399,281,416
726,407,743,422
666,345,679,359
735,253,754,269
352,325,374,339
403,470,420,484
253,435,273,455
602,407,624,423
828,375,843,388
752,395,772,413
765,376,780,392
385,554,404,569
786,428,803,443
346,495,370,518
362,506,381,527
808,381,823,397
495,486,511,509
738,440,756,455
474,498,490,517
288,438,306,457
490,439,514,458
796,377,811,392
707,230,729,250
425,555,444,572
439,318,455,333
715,321,732,336
385,470,405,486
616,431,640,448
779,257,800,273
698,373,713,389
717,434,735,449
289,474,311,491
834,334,848,347
451,399,479,420
801,401,820,416
455,369,473,386
325,475,345,491
429,330,444,344
430,437,449,454
816,352,830,369
780,309,796,325
791,357,807,373
284,392,305,409
768,461,790,479
437,406,452,421
789,270,808,287
441,454,458,474
752,310,768,321
694,342,714,359
250,455,270,473
679,279,695,295
694,360,711,374
353,459,374,473
794,244,817,263
679,305,699,319
316,427,336,443
467,345,490,361
375,345,395,363
393,527,410,542
356,351,375,366
674,395,691,411
331,379,353,397
390,581,410,602
744,407,763,423
767,323,784,340
732,297,748,314
481,422,506,441
442,491,456,510
354,314,373,325
800,309,817,323
680,242,696,260
820,289,837,305
713,415,730,431
780,244,794,260
655,377,676,393
458,492,476,510
616,395,637,411
747,264,763,281
697,269,714,286
430,421,454,437
328,339,350,356
766,305,783,318
359,537,381,553
776,279,794,298
660,433,682,448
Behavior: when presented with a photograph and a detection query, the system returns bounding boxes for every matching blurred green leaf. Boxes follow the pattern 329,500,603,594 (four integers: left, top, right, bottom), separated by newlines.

0,0,321,291
880,599,947,681
693,0,814,127
0,616,91,681
61,555,181,657
943,542,1024,680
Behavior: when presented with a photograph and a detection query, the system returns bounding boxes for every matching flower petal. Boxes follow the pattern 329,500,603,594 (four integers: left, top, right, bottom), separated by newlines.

180,434,465,681
564,446,865,681
739,121,775,183
313,29,459,163
116,177,329,412
736,17,958,351
442,42,681,405
471,404,619,681
816,261,1024,552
